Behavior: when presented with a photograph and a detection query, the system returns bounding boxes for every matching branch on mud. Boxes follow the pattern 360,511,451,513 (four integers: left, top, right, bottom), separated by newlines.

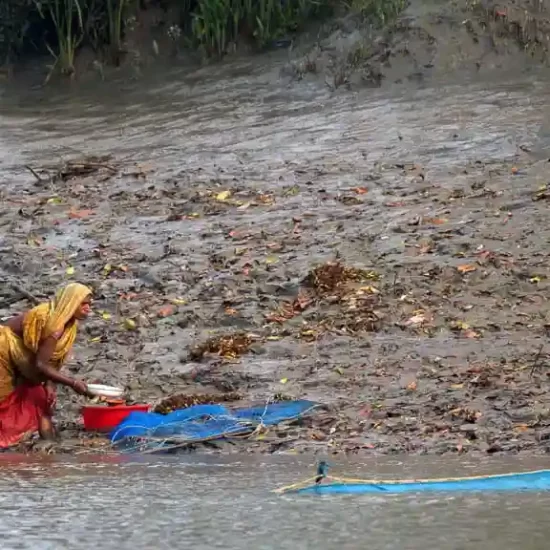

24,165,49,184
529,344,545,378
0,283,41,308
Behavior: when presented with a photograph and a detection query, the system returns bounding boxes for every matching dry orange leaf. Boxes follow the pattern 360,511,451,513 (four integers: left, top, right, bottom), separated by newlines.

157,305,175,318
424,217,447,225
69,209,93,219
352,187,368,195
406,380,417,391
457,264,477,274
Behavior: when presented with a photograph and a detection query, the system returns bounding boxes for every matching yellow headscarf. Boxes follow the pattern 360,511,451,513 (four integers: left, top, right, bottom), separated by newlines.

2,283,92,382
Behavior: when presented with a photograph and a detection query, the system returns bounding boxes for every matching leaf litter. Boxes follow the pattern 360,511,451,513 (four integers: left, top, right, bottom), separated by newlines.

4,135,550,457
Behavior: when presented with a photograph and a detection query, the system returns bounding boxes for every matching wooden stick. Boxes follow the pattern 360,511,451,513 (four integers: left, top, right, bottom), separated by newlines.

10,283,40,304
24,165,48,183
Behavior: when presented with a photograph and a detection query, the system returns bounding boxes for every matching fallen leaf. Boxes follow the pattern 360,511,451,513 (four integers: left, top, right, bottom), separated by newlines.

88,336,101,343
280,378,288,384
158,305,175,318
357,285,379,294
424,217,447,225
457,264,477,274
47,197,63,205
406,314,425,325
66,266,75,276
406,380,417,391
266,336,283,341
172,298,187,305
334,367,345,375
513,423,529,432
238,202,252,210
530,276,542,283
450,383,464,390
101,312,111,320
352,187,368,194
124,318,137,330
102,264,112,275
225,307,238,316
265,255,279,265
215,190,231,201
69,209,93,219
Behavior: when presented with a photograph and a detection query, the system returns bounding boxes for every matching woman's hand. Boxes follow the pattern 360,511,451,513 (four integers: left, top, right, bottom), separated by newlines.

70,379,91,397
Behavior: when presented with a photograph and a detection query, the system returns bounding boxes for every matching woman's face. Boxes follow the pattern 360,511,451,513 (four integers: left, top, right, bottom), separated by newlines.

74,296,92,320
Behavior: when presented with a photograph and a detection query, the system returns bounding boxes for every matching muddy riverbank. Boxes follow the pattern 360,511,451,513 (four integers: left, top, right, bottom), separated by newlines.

3,0,550,457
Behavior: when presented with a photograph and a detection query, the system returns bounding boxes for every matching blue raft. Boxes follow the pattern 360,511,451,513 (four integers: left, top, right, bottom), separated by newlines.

275,469,550,495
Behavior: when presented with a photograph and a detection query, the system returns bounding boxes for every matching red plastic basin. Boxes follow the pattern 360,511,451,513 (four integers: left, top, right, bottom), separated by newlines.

82,404,150,432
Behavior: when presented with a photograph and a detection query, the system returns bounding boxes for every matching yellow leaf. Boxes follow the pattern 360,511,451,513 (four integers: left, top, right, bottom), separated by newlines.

450,383,464,390
101,312,111,320
530,276,541,283
280,378,288,384
215,190,231,201
335,367,344,375
47,197,63,204
358,285,379,294
103,263,112,274
66,266,75,276
88,336,101,343
266,336,283,341
265,255,279,265
172,298,187,305
124,318,136,330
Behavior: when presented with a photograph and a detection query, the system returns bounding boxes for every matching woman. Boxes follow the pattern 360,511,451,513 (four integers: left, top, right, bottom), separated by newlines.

0,282,93,448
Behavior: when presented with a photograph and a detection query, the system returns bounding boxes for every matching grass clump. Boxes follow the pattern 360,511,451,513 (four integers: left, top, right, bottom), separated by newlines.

0,0,408,79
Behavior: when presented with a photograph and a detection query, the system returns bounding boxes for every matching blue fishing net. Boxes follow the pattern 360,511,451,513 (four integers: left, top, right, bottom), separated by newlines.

110,400,320,450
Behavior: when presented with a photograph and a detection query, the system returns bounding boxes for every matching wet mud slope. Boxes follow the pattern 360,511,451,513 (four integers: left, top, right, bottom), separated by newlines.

3,0,550,456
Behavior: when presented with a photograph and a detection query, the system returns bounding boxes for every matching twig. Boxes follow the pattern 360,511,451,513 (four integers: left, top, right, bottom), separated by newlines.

66,161,118,173
24,165,48,183
529,344,545,378
10,283,40,305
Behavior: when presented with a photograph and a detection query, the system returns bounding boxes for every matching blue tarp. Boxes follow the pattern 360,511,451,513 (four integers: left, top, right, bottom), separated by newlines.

281,470,550,495
110,400,320,447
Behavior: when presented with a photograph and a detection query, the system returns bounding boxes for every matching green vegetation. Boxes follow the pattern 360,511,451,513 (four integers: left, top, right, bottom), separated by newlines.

0,0,407,78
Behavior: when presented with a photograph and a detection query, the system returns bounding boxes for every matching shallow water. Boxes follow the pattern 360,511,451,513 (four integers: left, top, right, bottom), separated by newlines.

2,455,550,550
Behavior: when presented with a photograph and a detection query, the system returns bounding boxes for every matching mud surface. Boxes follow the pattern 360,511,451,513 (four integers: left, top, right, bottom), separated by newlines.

3,0,550,456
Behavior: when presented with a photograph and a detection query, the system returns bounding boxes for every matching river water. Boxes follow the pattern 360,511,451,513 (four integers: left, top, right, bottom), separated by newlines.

2,454,550,549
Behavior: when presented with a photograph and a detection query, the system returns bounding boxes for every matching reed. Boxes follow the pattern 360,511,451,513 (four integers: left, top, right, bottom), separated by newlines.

190,0,322,56
0,0,408,73
34,0,84,81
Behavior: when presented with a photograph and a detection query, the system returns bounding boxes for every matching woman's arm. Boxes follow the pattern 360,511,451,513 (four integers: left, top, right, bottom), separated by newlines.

35,337,88,395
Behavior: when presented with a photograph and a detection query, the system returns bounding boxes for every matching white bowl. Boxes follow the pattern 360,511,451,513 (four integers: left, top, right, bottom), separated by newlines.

86,384,124,398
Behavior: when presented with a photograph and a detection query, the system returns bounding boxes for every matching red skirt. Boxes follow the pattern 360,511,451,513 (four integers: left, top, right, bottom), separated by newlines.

0,383,56,448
